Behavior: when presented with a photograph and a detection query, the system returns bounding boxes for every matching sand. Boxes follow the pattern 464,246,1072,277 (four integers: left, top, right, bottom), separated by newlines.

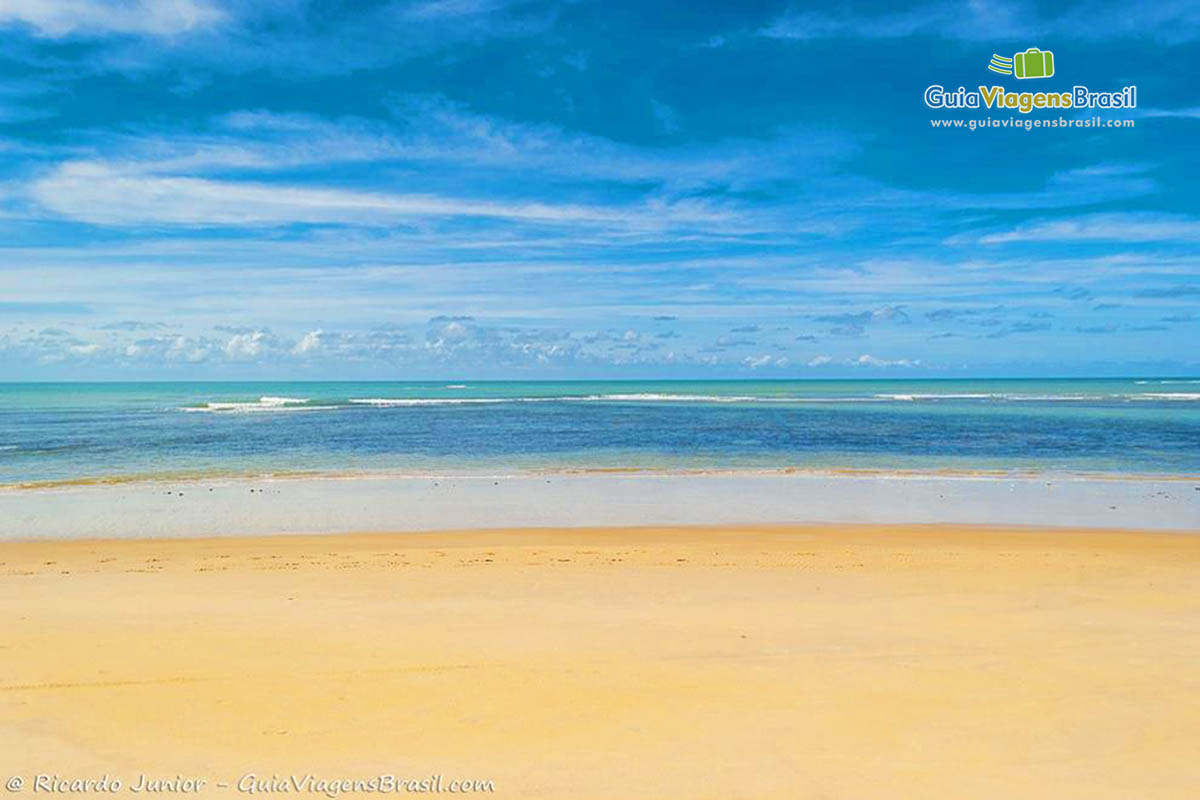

3,524,1200,799
4,472,1200,540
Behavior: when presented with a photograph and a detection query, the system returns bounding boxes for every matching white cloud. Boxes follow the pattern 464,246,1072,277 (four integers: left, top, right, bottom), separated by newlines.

742,354,788,369
403,0,516,22
0,0,224,38
27,100,853,214
853,354,920,368
1139,107,1200,119
223,330,270,359
759,1,1200,44
123,335,212,363
805,353,919,368
423,316,585,365
977,214,1200,245
291,329,323,356
28,161,733,230
760,6,950,40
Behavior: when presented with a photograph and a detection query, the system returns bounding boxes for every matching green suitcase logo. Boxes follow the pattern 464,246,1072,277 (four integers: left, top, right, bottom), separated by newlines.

987,47,1055,78
1014,47,1054,79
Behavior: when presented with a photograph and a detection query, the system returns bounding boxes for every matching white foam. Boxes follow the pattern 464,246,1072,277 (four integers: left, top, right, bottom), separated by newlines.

585,393,763,402
1133,393,1200,401
873,393,1072,401
870,393,1180,402
178,390,1200,414
182,396,328,413
348,397,515,407
876,393,989,401
349,394,766,406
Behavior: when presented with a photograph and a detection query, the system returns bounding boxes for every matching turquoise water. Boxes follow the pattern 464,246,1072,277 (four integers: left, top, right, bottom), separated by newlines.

1,379,1198,484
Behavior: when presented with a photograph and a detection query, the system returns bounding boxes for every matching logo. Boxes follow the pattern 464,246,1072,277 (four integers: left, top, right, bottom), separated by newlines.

924,44,1136,116
988,48,1055,79
988,54,1013,75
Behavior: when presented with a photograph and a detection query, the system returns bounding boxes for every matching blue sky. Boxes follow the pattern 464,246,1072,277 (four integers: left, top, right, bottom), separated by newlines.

0,0,1197,379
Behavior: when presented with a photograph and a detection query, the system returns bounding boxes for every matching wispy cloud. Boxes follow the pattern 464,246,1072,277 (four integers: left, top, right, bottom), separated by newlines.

984,321,1053,339
28,161,739,230
974,212,1200,244
0,0,224,38
976,214,1200,245
18,101,860,240
759,0,1200,43
1136,285,1200,298
804,353,920,368
69,100,856,197
0,301,91,314
1138,107,1200,119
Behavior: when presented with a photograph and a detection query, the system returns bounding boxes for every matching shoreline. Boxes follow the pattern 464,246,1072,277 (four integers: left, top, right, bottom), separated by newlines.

3,471,1197,541
6,464,1200,492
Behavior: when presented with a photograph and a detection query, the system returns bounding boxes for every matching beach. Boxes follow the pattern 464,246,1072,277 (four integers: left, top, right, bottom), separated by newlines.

4,522,1200,799
3,381,1199,797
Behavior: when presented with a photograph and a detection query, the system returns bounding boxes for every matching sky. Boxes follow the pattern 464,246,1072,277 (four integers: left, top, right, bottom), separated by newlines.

0,0,1197,380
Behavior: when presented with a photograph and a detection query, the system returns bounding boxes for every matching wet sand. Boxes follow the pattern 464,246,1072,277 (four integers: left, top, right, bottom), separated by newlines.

4,472,1199,540
3,524,1200,798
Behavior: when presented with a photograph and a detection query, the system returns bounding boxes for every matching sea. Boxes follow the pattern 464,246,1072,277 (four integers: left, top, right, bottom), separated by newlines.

1,379,1199,486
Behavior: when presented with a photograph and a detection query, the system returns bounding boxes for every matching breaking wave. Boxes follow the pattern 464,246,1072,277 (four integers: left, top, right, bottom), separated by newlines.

179,390,1200,412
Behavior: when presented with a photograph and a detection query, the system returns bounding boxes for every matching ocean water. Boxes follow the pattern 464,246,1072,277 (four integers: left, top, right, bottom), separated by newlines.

1,379,1199,485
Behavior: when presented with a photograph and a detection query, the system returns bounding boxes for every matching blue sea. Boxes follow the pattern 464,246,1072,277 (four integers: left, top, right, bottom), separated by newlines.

1,379,1199,486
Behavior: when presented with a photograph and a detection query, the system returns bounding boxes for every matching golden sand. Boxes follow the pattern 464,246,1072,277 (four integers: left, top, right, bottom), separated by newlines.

3,524,1199,798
